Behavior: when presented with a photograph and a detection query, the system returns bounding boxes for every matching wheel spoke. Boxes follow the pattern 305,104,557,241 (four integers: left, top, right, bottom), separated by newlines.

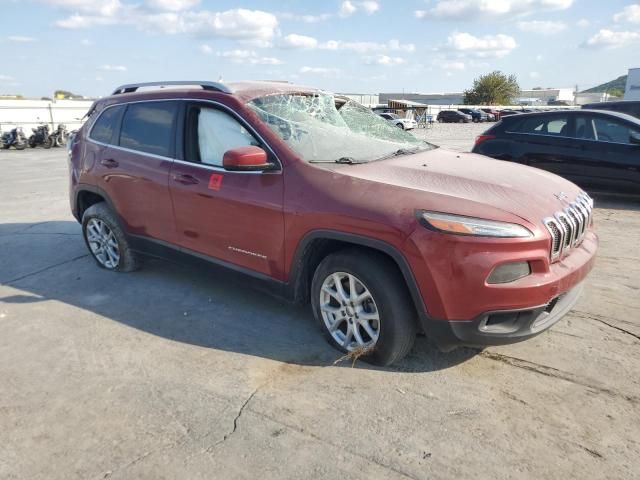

320,303,341,314
348,274,357,301
342,325,353,348
329,316,345,333
352,324,365,346
359,311,379,321
332,274,349,303
322,286,341,302
359,319,379,342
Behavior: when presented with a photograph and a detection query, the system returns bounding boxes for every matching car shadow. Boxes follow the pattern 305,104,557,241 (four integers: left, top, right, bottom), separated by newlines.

0,221,477,373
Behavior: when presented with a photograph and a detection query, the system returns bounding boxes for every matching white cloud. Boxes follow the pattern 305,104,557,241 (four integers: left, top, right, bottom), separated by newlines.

444,32,517,58
145,0,200,11
613,4,640,24
54,6,279,47
299,66,341,77
278,12,333,23
0,74,15,81
517,20,567,35
80,38,93,46
281,33,318,49
365,55,405,66
360,1,380,14
339,1,357,17
339,0,379,17
583,29,640,48
8,36,37,42
416,0,573,21
530,71,540,78
536,54,543,61
200,44,213,54
576,18,590,28
42,0,122,17
217,50,283,65
98,64,127,71
321,39,414,53
442,60,465,70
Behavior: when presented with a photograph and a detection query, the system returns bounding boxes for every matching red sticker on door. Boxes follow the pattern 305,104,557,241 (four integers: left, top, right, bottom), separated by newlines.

208,173,223,191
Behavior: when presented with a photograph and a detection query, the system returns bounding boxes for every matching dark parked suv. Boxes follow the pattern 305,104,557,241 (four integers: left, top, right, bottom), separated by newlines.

472,109,640,195
437,110,472,123
68,81,597,365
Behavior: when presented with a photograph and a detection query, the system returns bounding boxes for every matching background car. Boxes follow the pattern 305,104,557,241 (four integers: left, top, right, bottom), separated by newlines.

581,100,640,120
437,110,472,123
498,109,522,117
377,112,417,130
458,108,489,122
480,108,500,121
472,109,640,195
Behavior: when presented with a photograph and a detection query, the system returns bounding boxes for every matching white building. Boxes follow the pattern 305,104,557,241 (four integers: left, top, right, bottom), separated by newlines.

624,68,640,101
516,88,575,105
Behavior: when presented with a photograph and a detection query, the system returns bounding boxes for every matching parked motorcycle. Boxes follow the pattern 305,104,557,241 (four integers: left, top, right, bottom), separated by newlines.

51,123,69,147
28,123,53,149
1,126,27,150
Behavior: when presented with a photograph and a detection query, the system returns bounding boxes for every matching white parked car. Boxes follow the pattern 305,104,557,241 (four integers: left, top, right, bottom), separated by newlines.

378,112,417,130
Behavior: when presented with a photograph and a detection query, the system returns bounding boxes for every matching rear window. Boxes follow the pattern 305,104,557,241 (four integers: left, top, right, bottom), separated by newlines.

508,115,569,136
89,105,124,144
119,102,178,157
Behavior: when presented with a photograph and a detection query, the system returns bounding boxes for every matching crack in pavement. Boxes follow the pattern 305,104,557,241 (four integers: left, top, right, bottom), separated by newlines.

205,387,260,453
571,311,640,341
1,254,89,286
478,351,638,404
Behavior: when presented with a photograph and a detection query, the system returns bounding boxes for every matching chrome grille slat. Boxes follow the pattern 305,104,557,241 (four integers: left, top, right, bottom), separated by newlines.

542,192,593,262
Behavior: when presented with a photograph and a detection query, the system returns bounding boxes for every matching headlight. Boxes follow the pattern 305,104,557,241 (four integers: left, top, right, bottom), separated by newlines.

418,211,533,238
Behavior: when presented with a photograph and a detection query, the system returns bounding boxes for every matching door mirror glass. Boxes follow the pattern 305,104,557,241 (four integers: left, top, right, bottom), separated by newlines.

223,146,272,171
630,131,640,145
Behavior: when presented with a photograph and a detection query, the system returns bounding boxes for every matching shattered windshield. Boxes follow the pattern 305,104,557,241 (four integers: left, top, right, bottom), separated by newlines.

247,93,434,163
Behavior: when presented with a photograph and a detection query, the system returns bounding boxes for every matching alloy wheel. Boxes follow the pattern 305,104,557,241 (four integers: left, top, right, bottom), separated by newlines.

86,218,120,269
319,272,380,351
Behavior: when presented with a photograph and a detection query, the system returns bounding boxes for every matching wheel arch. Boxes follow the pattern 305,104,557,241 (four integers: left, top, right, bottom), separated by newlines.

74,185,124,228
287,230,427,319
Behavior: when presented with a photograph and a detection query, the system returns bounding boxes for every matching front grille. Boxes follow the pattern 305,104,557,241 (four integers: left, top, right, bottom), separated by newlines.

543,192,593,261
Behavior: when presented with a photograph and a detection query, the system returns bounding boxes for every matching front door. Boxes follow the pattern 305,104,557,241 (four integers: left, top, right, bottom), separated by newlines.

168,102,285,279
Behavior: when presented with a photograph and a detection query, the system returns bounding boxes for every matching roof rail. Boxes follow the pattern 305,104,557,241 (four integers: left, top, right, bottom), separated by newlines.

111,81,232,95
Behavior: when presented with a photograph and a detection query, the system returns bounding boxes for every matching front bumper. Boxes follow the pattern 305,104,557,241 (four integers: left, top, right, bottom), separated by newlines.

422,282,584,350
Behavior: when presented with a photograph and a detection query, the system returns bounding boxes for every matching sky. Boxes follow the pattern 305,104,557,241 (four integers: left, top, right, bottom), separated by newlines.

1,0,639,98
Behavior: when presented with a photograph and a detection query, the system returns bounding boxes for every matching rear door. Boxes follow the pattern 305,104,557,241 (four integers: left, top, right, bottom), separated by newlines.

573,113,640,193
89,100,178,242
505,113,584,179
168,101,285,278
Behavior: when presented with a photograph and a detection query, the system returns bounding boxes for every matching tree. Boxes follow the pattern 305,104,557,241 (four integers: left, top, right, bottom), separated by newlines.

463,71,520,105
607,88,624,98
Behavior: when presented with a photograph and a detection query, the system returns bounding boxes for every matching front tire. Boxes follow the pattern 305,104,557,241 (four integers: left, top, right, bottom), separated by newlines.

311,249,417,366
82,203,140,272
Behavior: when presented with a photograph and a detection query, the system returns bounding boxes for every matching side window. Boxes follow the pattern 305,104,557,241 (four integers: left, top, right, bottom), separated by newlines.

593,117,639,144
574,116,596,140
119,102,177,157
185,106,258,167
510,115,569,136
89,105,124,144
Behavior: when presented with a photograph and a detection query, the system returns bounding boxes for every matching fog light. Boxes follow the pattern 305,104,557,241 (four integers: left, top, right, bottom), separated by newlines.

487,261,531,284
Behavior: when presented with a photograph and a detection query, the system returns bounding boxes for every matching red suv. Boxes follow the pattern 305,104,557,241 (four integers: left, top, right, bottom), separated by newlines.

68,81,598,365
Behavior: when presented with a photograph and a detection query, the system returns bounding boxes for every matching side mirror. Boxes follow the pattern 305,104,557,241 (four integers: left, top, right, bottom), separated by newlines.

630,132,640,145
222,146,273,171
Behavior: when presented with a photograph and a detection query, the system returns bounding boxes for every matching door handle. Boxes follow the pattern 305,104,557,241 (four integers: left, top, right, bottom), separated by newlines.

100,158,119,168
172,173,199,185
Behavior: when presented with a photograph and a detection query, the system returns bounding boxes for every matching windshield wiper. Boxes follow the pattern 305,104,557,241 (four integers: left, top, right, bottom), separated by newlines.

310,157,359,164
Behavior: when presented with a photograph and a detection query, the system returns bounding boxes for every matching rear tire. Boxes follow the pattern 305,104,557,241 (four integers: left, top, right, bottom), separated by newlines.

396,123,404,130
311,249,417,366
82,202,140,272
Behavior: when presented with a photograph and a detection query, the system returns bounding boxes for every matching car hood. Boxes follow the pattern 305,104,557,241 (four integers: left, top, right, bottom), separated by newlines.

337,148,583,228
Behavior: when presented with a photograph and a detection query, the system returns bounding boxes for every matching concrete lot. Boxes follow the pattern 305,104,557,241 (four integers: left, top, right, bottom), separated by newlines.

1,135,639,479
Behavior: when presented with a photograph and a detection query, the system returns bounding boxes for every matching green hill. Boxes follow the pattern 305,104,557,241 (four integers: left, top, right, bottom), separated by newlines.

582,75,627,93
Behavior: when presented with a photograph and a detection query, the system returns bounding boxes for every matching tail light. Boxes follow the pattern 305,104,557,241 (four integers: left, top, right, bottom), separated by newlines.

474,134,495,147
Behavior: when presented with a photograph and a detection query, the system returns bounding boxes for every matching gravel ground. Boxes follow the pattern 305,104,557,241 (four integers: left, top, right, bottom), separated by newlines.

0,146,639,480
412,122,491,151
